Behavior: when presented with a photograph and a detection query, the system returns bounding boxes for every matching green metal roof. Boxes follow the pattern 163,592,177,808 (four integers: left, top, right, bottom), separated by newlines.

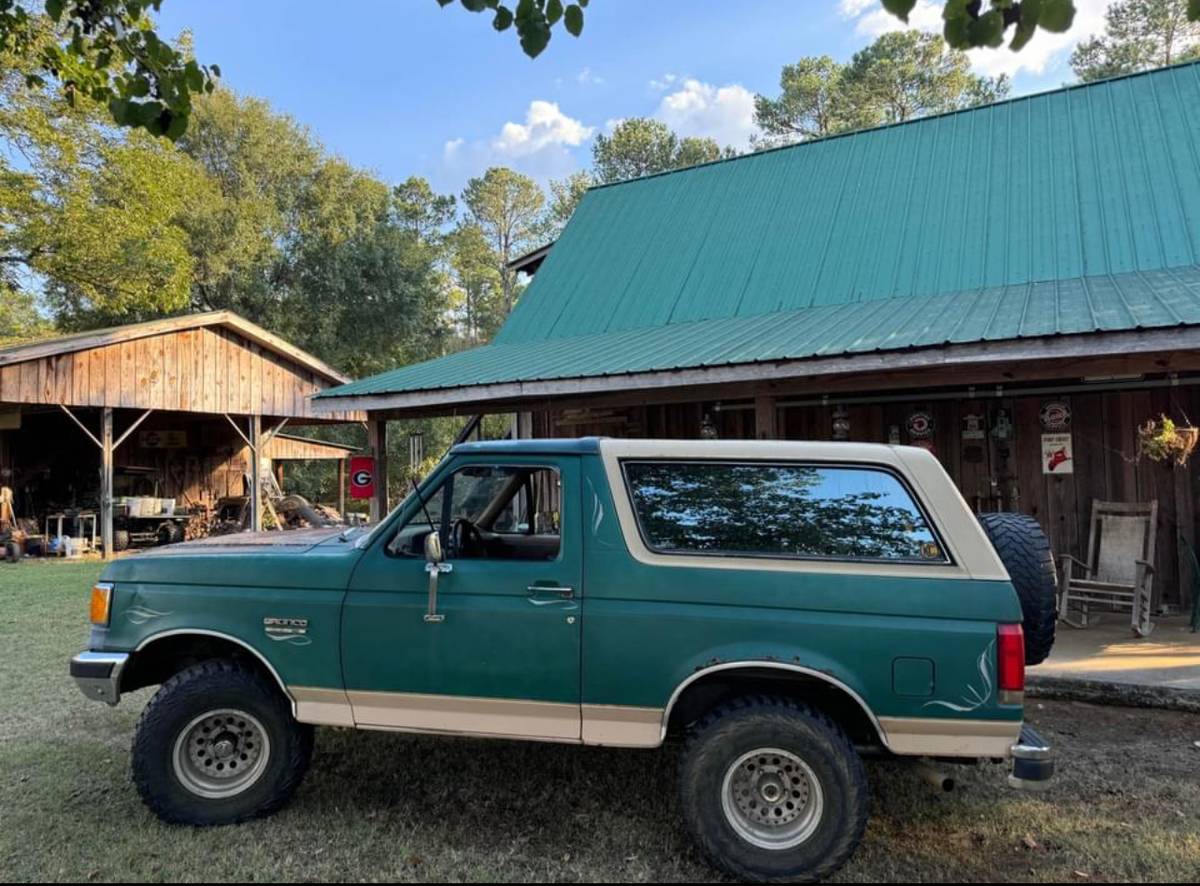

322,62,1200,402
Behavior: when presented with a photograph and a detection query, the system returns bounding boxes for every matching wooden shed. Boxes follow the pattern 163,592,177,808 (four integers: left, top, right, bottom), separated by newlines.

315,63,1200,616
0,311,363,556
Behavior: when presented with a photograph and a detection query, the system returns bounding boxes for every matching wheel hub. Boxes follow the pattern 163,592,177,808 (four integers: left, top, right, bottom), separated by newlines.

172,708,271,799
721,747,824,850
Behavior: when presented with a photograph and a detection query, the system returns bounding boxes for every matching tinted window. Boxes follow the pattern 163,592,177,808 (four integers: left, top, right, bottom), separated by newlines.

623,461,944,562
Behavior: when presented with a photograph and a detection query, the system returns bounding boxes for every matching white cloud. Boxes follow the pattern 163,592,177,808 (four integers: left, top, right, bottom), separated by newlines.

649,73,680,92
841,0,1110,79
656,78,758,149
577,67,605,86
443,100,594,182
491,100,594,157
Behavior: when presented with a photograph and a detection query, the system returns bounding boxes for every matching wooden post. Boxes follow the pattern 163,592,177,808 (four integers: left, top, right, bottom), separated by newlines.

368,417,388,523
101,407,113,559
337,459,346,518
249,414,262,532
755,395,778,440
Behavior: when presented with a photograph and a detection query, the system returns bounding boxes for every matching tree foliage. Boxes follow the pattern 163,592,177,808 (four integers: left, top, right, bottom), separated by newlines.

434,0,589,57
0,1,217,138
592,118,728,184
1,33,210,328
439,1,1183,59
1071,0,1200,81
755,31,1010,146
447,222,505,345
461,166,547,313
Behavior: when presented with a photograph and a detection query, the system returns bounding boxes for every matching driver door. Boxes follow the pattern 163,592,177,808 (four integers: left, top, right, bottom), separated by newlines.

342,454,582,741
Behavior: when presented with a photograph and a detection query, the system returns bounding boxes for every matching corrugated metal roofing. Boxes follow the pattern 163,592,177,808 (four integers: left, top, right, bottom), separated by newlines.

323,265,1200,397
321,62,1200,401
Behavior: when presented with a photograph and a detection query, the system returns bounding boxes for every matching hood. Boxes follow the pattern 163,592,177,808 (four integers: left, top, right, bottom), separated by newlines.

133,527,347,557
100,526,366,590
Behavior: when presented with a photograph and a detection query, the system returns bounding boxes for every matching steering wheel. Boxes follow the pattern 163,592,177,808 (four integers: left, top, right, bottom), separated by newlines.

450,518,484,558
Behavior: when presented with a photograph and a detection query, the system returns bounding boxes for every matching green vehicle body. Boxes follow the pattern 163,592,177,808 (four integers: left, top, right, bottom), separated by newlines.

77,437,1031,761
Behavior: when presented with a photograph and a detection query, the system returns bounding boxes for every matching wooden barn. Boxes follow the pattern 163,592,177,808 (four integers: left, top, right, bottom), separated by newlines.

315,63,1200,618
0,311,362,557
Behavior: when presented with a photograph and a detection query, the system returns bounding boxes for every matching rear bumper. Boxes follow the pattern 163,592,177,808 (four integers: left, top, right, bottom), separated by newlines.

69,651,129,706
1008,723,1054,790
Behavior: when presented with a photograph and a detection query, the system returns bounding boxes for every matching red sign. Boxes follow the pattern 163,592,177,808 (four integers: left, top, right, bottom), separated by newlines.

349,456,375,499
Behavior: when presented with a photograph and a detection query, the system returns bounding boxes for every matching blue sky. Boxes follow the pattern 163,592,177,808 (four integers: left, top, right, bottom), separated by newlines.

158,0,1112,195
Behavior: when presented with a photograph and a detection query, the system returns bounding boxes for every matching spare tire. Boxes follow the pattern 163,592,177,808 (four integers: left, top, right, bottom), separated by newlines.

977,513,1057,666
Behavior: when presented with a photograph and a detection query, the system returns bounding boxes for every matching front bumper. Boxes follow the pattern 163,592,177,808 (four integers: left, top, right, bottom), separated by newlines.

69,651,129,706
1008,723,1054,790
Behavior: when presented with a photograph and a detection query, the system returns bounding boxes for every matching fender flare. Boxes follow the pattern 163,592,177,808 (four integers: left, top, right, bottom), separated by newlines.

134,628,297,715
659,660,890,750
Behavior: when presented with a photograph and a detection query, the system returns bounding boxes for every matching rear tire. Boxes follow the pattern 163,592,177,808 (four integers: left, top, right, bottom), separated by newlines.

132,660,313,826
680,696,869,883
978,512,1057,665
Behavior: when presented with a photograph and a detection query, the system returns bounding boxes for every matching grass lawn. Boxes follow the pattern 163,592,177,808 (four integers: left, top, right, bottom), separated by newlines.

1,559,1198,882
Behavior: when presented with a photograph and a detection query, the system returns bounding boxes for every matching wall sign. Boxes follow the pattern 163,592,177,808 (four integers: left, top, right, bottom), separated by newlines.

1041,433,1074,474
349,455,376,499
961,413,986,441
139,430,187,449
1040,401,1072,432
832,407,850,441
888,425,901,446
906,410,935,440
991,408,1013,441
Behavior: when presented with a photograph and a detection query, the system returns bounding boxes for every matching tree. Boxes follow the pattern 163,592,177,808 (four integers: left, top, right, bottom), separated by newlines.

0,2,217,137
461,167,547,314
437,0,1103,57
754,33,1008,147
393,176,456,240
842,30,1009,125
754,57,861,145
1071,0,1200,82
1,34,211,328
592,118,729,184
447,222,504,345
546,170,592,235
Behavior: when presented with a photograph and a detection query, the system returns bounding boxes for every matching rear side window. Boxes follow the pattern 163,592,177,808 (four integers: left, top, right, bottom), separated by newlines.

622,461,946,563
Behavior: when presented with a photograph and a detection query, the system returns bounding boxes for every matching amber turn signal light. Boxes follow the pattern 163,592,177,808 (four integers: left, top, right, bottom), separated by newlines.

89,583,114,626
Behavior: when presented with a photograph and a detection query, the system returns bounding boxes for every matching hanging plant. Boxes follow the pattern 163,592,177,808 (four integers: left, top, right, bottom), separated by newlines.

1137,415,1199,467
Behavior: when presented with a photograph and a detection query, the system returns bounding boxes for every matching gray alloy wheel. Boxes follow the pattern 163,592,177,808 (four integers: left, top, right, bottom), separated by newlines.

720,747,825,850
172,708,272,799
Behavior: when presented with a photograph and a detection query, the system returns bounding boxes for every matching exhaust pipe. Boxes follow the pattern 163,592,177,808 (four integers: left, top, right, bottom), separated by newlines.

913,761,955,792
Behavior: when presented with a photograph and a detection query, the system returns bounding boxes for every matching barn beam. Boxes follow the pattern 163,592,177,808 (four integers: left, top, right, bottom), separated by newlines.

100,408,112,559
249,415,262,532
367,417,388,523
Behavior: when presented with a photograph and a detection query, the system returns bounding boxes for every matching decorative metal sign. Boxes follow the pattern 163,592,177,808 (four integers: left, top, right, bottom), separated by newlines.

1039,401,1072,432
961,413,986,441
832,407,850,441
991,408,1013,441
906,410,935,440
888,425,901,446
1042,433,1074,474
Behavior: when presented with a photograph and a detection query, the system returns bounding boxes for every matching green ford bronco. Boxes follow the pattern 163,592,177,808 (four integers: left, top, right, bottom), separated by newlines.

71,438,1056,882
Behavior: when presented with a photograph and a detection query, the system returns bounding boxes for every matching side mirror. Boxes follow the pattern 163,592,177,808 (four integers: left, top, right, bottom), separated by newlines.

423,530,450,625
424,530,443,564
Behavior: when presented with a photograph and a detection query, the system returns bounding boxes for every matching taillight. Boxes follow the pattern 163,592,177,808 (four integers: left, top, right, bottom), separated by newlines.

997,623,1025,703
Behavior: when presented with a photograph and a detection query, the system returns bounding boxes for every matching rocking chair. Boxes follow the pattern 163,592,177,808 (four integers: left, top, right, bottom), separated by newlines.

1059,500,1158,637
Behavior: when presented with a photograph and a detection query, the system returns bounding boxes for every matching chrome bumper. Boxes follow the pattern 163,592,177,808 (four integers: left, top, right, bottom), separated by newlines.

69,651,129,706
1008,723,1054,790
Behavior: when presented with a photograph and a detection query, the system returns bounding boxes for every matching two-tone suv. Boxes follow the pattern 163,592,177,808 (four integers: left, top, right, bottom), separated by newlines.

71,438,1055,882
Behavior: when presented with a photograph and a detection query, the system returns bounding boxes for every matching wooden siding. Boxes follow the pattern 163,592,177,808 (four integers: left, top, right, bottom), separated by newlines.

0,326,361,421
262,435,355,461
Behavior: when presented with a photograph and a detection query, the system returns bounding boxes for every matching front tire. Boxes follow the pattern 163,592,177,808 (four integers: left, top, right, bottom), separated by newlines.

680,696,869,883
132,660,313,825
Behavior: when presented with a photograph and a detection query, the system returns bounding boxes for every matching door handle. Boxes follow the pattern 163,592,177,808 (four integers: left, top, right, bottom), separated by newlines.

526,584,575,600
